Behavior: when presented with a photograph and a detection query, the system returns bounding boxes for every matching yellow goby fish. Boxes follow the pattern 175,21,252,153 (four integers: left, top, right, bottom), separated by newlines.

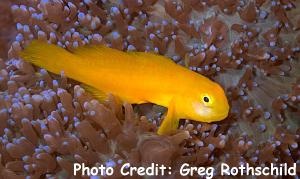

20,40,230,135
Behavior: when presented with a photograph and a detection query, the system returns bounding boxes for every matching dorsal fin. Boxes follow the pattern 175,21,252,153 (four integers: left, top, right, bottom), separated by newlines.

71,44,176,66
70,44,127,59
128,51,176,65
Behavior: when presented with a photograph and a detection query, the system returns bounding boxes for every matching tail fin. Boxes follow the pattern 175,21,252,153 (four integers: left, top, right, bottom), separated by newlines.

20,40,76,75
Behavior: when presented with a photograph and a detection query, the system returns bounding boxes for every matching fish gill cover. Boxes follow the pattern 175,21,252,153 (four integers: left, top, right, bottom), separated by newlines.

0,0,299,178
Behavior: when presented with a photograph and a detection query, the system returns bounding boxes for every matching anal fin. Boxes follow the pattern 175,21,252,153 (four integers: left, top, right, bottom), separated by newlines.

81,84,107,102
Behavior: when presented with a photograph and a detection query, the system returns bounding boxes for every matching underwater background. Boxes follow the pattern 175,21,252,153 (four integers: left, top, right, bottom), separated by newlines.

0,0,299,178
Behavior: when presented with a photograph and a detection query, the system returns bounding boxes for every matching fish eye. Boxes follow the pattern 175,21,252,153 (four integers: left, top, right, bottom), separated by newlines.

203,96,209,103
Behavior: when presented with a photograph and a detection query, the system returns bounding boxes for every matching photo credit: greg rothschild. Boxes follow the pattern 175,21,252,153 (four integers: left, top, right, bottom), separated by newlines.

73,162,298,178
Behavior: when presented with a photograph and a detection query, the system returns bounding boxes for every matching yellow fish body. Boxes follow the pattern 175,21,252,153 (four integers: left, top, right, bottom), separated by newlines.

20,41,230,135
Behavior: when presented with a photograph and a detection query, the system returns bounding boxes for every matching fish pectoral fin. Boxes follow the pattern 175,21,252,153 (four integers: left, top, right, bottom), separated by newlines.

81,84,107,102
157,99,179,135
